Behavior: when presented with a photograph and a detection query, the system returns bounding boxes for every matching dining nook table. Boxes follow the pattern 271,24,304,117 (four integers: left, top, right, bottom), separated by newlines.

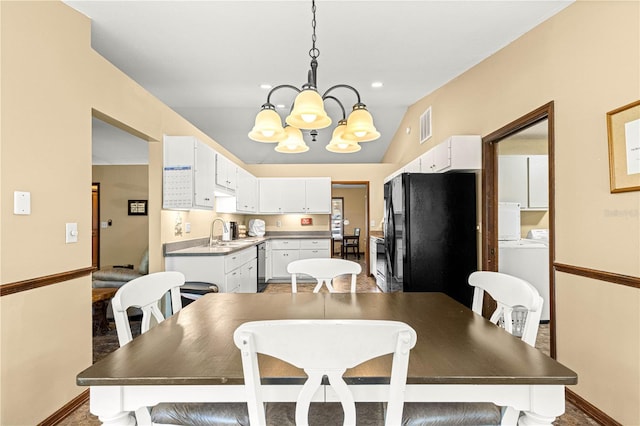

77,292,577,425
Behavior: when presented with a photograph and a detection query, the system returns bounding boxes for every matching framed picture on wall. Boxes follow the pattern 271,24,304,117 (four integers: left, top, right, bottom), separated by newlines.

607,100,640,193
128,200,148,216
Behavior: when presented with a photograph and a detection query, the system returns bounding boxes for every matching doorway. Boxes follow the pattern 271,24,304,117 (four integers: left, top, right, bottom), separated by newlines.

482,102,556,357
91,114,150,270
331,182,370,266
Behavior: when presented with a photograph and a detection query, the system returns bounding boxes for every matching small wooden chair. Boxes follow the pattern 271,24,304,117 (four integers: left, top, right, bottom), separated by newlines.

112,271,249,426
341,227,361,258
287,258,361,293
234,319,417,426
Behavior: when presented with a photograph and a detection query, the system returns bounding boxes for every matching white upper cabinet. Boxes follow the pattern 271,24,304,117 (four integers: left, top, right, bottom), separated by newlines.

403,157,422,173
498,156,529,207
163,135,215,210
420,135,481,173
258,177,331,214
216,166,258,214
527,155,549,209
215,153,237,194
304,177,331,213
499,155,548,210
235,167,258,213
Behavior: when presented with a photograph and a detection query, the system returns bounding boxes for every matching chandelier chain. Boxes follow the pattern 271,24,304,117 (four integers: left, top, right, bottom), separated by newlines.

309,0,319,59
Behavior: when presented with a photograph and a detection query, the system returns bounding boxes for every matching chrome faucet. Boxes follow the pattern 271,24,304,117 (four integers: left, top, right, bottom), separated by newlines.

209,217,229,246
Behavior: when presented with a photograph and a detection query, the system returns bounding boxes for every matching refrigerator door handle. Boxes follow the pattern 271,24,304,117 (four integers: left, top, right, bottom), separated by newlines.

385,200,396,277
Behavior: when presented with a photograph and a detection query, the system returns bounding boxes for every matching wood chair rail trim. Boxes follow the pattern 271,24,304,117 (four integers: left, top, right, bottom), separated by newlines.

554,262,640,289
0,267,94,297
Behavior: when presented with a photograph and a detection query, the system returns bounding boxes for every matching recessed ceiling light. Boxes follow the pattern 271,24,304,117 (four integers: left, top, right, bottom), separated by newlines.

260,84,272,90
371,81,383,88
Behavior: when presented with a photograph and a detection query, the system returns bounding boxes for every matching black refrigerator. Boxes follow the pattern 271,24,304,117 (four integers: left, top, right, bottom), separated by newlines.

384,173,477,308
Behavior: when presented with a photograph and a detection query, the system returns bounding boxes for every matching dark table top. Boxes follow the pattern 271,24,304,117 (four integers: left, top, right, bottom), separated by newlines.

77,293,577,387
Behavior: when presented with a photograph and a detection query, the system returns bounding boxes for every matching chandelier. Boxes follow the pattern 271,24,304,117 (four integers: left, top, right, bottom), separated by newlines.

248,0,380,154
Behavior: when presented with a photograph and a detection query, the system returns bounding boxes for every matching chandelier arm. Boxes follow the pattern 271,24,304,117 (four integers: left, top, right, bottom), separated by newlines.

266,84,302,105
321,84,362,105
322,95,346,120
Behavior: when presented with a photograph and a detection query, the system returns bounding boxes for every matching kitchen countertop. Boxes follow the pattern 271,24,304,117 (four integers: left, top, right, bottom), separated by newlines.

164,232,332,257
370,231,384,241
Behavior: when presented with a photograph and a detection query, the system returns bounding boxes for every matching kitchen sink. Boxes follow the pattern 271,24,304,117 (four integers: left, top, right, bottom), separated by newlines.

206,240,253,248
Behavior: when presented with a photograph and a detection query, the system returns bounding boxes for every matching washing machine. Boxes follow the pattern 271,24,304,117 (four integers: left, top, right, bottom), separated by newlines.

498,238,550,321
498,203,550,321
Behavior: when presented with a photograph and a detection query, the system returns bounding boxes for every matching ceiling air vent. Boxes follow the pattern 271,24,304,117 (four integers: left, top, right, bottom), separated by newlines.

420,106,432,144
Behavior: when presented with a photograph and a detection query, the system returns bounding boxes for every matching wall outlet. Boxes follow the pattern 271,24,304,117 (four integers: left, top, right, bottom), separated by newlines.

185,222,191,233
276,220,282,227
14,191,31,215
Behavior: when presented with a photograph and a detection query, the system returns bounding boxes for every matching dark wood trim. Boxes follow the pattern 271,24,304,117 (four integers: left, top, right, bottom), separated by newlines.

555,262,640,289
566,389,622,426
482,102,557,357
37,389,89,426
0,267,95,297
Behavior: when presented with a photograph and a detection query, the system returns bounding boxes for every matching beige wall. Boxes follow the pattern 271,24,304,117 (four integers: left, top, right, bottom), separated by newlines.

1,1,638,424
92,165,149,267
382,1,640,424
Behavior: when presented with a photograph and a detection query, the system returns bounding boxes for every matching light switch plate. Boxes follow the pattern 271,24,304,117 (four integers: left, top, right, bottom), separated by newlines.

66,223,78,243
14,191,31,215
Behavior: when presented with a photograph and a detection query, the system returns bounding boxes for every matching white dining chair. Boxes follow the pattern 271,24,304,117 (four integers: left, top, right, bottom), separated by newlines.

402,271,544,426
112,271,249,426
234,319,417,426
469,270,544,347
112,271,185,347
287,258,362,293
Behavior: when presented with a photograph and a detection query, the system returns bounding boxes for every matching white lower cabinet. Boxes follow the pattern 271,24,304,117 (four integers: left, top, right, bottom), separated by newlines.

271,249,300,279
165,246,257,293
269,239,330,280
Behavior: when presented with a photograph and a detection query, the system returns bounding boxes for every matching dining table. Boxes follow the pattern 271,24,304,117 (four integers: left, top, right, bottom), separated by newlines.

77,292,577,425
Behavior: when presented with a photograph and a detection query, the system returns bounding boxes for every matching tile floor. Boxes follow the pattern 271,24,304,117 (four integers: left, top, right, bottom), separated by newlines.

61,256,598,425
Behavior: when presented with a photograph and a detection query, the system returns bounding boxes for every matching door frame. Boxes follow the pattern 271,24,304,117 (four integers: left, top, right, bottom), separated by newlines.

481,101,556,357
92,182,101,269
331,181,370,265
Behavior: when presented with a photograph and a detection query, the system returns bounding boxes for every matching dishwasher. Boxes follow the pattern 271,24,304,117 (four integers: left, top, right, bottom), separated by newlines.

257,242,267,292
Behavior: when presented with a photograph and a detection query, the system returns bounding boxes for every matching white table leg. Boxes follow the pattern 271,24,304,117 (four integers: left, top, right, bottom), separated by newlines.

518,385,565,426
97,411,135,426
90,386,136,426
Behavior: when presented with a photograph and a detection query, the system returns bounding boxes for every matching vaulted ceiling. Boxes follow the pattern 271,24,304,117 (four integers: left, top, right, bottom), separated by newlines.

67,0,573,165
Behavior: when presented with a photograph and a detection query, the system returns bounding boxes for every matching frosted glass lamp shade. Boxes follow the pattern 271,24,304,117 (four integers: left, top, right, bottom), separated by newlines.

274,126,309,153
248,108,286,142
285,89,332,130
326,121,361,153
345,105,380,142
